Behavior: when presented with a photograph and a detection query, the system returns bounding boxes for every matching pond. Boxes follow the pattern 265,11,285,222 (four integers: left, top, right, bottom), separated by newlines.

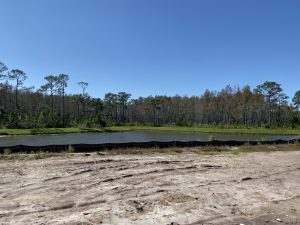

0,130,297,147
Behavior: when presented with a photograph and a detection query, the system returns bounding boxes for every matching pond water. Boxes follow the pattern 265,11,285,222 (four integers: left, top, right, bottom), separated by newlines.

0,130,297,147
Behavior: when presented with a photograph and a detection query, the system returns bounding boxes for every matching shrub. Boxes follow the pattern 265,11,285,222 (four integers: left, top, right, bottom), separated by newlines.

68,145,75,153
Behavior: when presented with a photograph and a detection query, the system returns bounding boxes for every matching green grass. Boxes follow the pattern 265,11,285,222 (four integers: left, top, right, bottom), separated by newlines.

0,125,299,135
0,127,129,135
110,125,300,135
0,127,102,135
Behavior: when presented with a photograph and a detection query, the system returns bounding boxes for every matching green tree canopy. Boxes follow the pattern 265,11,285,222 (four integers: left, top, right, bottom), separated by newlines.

0,61,8,80
293,90,300,111
254,81,286,126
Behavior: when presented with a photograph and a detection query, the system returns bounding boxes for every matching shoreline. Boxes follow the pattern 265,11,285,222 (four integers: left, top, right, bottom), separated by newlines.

1,125,300,136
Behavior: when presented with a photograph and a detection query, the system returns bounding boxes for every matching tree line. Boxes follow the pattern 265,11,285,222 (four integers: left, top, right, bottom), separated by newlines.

0,61,299,129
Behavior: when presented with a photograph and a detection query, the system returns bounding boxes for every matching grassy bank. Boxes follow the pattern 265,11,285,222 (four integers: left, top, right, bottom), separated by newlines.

105,143,300,155
0,127,123,135
0,125,299,135
1,144,299,160
110,125,300,135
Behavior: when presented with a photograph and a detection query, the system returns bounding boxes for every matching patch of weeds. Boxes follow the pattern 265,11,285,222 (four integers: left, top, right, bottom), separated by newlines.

19,150,50,160
232,149,240,155
67,145,75,153
173,148,183,154
162,147,183,155
3,148,11,156
229,146,240,155
195,146,228,156
197,144,300,156
95,147,183,155
0,154,25,160
29,151,49,160
15,155,29,160
6,151,49,160
1,150,52,161
232,144,300,154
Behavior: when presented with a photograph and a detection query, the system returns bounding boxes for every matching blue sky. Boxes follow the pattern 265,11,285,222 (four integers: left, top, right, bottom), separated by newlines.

1,0,299,99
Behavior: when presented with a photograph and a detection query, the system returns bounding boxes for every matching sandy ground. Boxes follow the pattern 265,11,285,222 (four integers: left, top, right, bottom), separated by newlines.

0,150,299,225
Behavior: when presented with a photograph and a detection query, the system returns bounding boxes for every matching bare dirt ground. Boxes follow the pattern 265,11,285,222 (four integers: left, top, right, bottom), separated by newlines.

0,149,299,225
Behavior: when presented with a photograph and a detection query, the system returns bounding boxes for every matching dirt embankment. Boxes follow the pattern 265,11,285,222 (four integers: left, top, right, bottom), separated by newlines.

0,150,299,225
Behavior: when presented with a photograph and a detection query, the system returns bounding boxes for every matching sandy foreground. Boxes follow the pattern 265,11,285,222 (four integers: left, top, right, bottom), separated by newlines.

0,150,299,225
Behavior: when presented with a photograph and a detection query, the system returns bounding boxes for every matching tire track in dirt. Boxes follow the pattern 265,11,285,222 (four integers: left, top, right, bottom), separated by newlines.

1,151,300,225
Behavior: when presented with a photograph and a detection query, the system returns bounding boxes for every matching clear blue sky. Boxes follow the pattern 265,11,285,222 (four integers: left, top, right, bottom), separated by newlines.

1,0,299,99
